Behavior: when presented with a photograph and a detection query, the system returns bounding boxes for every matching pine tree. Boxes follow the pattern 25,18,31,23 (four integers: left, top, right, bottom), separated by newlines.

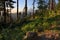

25,0,27,16
33,0,35,18
17,0,19,18
57,0,60,10
0,0,15,23
37,0,48,27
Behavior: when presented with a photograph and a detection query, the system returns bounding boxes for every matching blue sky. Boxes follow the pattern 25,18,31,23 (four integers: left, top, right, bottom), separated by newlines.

12,0,58,13
12,0,37,13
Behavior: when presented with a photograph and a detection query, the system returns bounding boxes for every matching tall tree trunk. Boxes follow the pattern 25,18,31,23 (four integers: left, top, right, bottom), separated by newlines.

10,8,12,22
3,1,6,23
17,0,19,18
33,0,35,18
49,0,55,10
25,0,27,16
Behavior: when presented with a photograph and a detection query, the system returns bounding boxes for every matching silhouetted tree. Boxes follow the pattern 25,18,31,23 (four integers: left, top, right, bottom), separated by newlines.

5,0,15,23
25,0,27,16
8,0,16,22
0,0,15,23
17,0,19,18
33,0,35,18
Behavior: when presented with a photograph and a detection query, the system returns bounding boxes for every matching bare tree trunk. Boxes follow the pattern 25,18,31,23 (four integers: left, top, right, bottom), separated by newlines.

33,0,35,18
17,0,19,19
49,0,55,10
9,7,11,22
25,0,27,16
3,1,6,23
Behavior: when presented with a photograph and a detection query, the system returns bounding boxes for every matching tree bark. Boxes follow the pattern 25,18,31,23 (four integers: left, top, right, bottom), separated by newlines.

3,1,6,23
49,0,55,10
33,0,35,18
17,0,19,18
25,0,27,16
